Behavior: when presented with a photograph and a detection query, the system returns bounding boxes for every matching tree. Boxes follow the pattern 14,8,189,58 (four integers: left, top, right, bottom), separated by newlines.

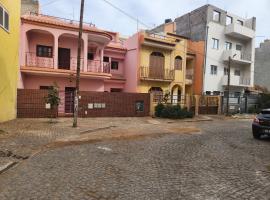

45,84,60,122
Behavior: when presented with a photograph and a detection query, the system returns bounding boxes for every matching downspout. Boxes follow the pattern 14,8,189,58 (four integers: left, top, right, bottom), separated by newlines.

202,24,209,95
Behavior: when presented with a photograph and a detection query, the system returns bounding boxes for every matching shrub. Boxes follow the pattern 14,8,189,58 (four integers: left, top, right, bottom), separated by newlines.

155,103,194,119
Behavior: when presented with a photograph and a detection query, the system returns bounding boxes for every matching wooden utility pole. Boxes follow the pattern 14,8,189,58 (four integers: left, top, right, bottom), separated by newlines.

226,56,231,116
73,0,85,127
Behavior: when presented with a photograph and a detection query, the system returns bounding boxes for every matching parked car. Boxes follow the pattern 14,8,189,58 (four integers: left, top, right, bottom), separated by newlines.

252,109,270,139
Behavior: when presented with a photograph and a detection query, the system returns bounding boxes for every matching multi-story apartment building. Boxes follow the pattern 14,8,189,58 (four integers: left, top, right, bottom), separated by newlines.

19,13,127,116
125,30,195,102
153,4,256,96
0,0,20,122
21,0,39,15
255,39,270,92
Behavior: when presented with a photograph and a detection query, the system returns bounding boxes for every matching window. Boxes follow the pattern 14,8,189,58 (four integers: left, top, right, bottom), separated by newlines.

40,86,53,90
36,45,53,57
103,56,109,62
236,44,242,51
226,16,233,25
174,56,182,70
111,61,119,70
87,53,94,60
237,20,244,26
224,67,229,75
234,69,241,76
110,88,122,92
210,65,218,75
225,42,232,50
0,5,9,31
213,10,220,22
212,38,219,49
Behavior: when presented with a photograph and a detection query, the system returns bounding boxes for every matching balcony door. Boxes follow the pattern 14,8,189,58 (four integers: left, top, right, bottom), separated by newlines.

149,52,165,79
58,48,70,70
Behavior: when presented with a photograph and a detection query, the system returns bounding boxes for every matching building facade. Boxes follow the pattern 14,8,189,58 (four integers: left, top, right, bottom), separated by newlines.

255,39,270,92
19,13,127,116
21,0,39,15
0,0,20,122
125,30,195,103
153,4,256,96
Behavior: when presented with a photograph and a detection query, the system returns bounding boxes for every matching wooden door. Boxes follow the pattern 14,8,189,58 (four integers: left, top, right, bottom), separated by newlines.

65,87,75,114
58,48,71,70
149,53,165,79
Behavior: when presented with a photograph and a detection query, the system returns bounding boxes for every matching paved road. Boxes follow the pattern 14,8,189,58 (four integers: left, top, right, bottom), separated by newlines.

0,119,270,200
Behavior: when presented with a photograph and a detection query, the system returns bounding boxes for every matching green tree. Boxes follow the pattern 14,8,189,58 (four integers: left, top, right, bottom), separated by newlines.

45,84,60,122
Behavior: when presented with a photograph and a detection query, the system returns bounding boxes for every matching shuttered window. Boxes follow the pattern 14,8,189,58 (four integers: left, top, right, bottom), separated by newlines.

149,52,165,79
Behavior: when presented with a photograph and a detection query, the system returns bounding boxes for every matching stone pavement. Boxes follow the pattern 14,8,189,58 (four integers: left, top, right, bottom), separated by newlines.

0,118,270,199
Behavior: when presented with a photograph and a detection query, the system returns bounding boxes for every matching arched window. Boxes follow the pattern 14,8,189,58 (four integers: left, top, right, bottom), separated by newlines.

174,56,182,70
149,52,165,79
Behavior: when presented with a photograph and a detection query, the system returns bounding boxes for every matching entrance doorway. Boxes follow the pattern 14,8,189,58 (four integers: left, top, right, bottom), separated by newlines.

58,48,71,70
65,87,75,114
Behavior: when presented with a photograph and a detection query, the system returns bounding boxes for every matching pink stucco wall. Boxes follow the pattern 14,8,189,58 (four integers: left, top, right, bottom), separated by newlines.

123,33,140,92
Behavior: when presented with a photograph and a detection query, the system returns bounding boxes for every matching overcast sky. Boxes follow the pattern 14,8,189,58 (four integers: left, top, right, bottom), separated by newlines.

40,0,270,47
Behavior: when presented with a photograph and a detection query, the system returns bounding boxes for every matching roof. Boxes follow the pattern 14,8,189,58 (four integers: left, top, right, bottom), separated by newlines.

21,13,113,40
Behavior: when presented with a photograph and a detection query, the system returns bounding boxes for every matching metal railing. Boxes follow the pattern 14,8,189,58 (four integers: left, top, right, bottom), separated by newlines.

240,52,252,61
87,60,111,74
140,66,174,80
240,77,251,85
25,52,54,68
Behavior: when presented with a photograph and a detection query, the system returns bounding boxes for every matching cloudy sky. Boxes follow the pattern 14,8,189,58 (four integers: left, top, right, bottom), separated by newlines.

40,0,270,47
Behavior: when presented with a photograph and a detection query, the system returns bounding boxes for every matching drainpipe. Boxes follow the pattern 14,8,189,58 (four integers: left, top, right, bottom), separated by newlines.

202,25,209,95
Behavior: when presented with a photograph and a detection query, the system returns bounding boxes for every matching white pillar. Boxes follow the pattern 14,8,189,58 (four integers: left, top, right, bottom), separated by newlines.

53,34,59,69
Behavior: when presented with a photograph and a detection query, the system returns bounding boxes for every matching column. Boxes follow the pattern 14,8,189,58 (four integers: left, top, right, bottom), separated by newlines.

100,48,104,72
53,34,59,69
83,34,88,72
21,29,26,66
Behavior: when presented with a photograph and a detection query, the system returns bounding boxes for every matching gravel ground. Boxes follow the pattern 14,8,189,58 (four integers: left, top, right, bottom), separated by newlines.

0,118,269,199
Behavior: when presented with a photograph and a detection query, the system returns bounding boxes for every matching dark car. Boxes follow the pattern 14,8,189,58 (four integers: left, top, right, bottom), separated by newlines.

252,109,270,139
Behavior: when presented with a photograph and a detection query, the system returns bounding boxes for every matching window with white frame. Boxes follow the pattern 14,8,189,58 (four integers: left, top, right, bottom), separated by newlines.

224,67,229,75
212,38,219,49
210,65,218,75
226,16,233,25
225,42,232,50
0,4,9,31
213,11,220,22
234,69,241,76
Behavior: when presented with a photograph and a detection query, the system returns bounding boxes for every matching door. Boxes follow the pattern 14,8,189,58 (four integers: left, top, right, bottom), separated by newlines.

58,48,71,70
149,52,165,79
65,87,75,114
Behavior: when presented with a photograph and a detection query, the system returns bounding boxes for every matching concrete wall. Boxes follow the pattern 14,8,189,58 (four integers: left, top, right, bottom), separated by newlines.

0,0,20,122
21,0,39,15
255,40,270,91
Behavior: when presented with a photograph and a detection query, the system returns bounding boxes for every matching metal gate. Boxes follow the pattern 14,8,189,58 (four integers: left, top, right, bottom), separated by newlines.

199,96,219,115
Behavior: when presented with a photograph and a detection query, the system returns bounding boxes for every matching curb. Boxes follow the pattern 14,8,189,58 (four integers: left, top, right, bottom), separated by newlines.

0,161,17,175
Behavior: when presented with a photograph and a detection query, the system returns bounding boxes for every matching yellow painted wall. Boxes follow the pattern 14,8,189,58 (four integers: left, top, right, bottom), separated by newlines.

138,33,187,95
0,0,20,122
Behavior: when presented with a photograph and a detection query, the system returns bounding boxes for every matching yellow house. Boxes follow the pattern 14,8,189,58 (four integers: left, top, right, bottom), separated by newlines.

137,31,191,103
0,0,20,122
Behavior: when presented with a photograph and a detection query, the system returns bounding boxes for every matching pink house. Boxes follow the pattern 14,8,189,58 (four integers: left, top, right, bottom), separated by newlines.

19,13,127,115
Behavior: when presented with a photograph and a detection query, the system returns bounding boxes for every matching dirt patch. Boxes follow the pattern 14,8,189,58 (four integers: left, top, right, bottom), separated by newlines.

165,127,201,134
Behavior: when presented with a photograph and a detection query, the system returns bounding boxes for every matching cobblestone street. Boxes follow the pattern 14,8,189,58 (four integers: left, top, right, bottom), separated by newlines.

0,118,270,199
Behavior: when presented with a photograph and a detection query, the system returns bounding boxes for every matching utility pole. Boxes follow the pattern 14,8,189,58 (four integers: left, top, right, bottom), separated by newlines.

226,56,231,116
73,0,85,127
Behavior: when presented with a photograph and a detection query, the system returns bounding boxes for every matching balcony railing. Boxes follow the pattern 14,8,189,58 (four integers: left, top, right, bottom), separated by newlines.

186,69,194,80
222,75,251,86
87,60,111,74
140,66,174,81
223,50,252,64
25,52,54,68
69,57,84,71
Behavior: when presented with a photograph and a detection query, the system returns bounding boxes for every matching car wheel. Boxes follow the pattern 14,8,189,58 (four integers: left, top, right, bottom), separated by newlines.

253,131,261,139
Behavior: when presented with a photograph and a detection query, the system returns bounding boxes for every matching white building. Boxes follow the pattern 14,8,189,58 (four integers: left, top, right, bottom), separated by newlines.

153,4,256,96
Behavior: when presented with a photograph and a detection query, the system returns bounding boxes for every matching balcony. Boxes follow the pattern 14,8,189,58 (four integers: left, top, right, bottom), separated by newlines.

185,69,194,85
140,66,174,81
222,75,251,87
23,53,112,79
141,32,177,50
225,23,255,40
222,50,252,65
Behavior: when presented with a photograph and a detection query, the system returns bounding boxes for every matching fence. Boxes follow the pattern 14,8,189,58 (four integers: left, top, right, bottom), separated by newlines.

17,89,150,118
